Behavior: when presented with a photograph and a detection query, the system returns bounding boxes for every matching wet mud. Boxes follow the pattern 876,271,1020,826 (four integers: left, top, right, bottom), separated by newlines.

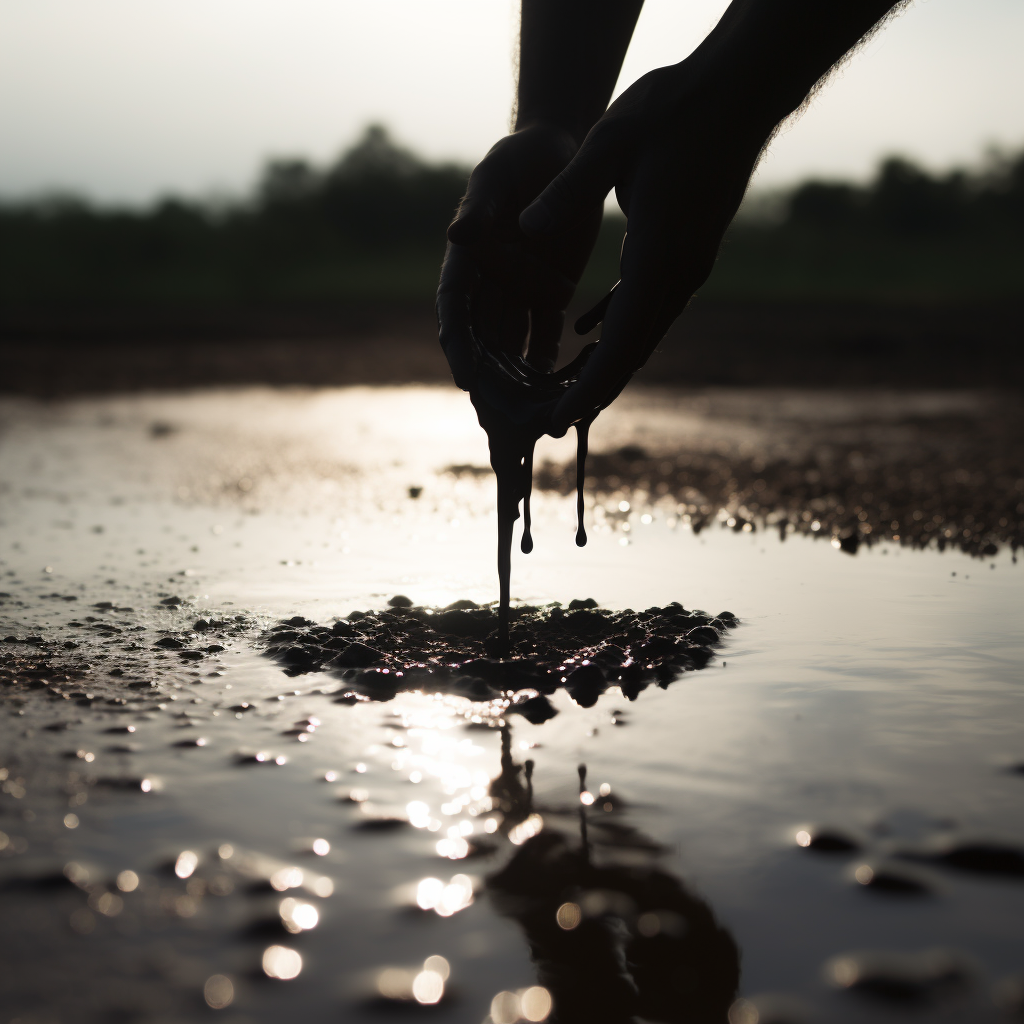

523,391,1024,557
261,598,736,711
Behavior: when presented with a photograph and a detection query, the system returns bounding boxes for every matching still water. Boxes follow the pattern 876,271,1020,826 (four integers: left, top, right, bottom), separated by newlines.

1,386,1022,1023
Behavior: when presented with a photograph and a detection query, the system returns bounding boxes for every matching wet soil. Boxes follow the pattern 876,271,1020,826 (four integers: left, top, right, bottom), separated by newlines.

522,390,1024,558
260,598,736,710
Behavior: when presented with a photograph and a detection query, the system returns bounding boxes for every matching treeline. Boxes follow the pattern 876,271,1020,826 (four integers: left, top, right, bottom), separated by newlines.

2,125,1022,308
704,152,1024,302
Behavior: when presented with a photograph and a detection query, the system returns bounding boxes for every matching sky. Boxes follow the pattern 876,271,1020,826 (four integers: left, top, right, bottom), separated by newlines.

1,0,1022,205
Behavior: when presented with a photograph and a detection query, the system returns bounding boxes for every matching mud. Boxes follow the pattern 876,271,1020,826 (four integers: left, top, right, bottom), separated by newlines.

260,598,736,709
523,390,1024,557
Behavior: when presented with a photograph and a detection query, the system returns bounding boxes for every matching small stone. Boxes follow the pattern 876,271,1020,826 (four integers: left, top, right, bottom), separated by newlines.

154,637,185,650
795,826,860,853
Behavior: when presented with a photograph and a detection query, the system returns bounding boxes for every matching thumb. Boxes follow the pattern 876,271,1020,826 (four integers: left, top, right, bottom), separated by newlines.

519,130,619,237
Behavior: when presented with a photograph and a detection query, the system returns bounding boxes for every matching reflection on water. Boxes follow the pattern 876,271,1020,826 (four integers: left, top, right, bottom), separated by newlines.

485,725,740,1024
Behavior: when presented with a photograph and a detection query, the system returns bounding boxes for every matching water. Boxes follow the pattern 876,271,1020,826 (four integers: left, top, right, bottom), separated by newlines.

1,385,1022,1023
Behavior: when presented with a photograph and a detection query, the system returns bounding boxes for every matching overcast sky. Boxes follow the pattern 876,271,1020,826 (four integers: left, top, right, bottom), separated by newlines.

1,0,1022,204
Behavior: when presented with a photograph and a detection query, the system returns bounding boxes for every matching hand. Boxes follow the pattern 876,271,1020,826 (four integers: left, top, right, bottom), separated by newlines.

519,61,776,430
436,123,604,390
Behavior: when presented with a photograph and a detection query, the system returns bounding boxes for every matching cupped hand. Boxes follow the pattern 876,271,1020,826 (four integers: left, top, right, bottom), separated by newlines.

519,62,775,430
436,123,604,390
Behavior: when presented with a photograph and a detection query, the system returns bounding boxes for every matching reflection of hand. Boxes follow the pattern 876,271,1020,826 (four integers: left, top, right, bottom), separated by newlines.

436,123,603,391
520,61,774,430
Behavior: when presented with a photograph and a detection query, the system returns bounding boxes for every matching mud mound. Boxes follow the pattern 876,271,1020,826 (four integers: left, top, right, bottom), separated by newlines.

260,598,738,713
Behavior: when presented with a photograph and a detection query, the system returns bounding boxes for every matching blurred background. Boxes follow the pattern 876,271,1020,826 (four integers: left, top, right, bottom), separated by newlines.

1,0,1022,392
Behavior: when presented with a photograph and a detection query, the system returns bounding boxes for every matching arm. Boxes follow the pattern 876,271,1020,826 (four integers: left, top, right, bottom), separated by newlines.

514,0,646,144
437,0,644,388
520,0,908,429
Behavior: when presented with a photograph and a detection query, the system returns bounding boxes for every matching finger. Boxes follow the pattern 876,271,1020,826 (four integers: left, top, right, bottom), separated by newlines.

473,277,530,361
519,127,620,238
524,308,565,371
435,242,480,390
573,282,618,335
474,242,577,309
447,159,507,246
552,229,688,430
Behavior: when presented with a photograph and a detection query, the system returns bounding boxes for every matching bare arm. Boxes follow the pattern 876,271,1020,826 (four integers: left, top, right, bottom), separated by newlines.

520,0,908,429
514,0,645,143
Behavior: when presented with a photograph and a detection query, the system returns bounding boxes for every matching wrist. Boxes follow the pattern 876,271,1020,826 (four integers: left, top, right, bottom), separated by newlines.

513,110,593,149
653,55,800,138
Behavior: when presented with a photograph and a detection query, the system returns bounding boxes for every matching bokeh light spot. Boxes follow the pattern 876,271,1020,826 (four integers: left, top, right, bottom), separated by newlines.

556,902,581,930
204,974,234,1009
262,945,302,980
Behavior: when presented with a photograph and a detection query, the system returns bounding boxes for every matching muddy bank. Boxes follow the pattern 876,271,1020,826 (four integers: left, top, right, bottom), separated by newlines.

513,390,1024,558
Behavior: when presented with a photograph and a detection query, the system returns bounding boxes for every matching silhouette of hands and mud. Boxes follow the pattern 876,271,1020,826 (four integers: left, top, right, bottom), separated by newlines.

437,1,909,631
439,1,905,429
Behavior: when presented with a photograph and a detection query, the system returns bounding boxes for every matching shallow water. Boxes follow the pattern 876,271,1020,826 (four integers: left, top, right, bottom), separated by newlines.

1,385,1022,1023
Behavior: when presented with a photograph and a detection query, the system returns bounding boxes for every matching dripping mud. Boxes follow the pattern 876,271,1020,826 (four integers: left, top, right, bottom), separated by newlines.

486,418,594,655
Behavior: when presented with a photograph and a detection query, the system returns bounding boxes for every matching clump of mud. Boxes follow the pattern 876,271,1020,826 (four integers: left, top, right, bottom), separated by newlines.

261,598,737,714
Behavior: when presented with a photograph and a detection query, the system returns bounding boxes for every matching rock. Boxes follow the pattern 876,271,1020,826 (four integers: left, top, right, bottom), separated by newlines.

508,693,558,724
685,625,720,645
796,826,860,853
154,637,185,650
566,664,606,708
568,598,598,610
432,609,492,638
328,642,384,669
853,861,933,894
387,595,413,608
838,533,859,554
904,840,1024,879
564,609,606,636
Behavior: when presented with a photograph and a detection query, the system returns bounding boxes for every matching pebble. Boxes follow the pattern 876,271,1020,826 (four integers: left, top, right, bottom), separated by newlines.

794,826,861,853
900,839,1024,879
852,861,933,895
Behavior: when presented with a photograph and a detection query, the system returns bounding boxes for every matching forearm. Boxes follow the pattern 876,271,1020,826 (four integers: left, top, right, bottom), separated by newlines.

515,0,644,144
688,0,907,126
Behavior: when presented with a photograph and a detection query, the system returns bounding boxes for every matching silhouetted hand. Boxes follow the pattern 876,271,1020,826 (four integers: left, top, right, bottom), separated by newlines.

437,123,604,390
519,62,773,430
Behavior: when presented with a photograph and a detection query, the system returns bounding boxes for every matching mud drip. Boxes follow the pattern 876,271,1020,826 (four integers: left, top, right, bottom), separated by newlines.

488,420,592,656
575,419,591,548
521,444,535,556
468,336,604,656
